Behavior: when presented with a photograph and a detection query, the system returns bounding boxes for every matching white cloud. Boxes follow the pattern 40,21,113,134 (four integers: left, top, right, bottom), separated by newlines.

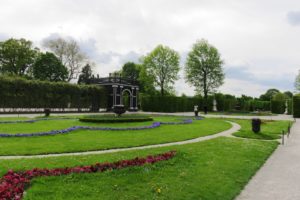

0,0,299,96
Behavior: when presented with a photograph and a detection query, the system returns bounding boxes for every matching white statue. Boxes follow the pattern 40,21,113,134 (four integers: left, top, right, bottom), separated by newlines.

213,98,218,112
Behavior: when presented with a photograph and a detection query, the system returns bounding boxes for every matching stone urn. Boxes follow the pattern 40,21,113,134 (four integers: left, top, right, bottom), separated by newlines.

113,105,126,117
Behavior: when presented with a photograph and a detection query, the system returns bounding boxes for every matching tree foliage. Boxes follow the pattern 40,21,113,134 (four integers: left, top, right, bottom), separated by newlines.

185,39,224,101
32,52,68,82
43,37,87,82
121,62,140,80
143,45,180,96
259,88,280,101
296,70,300,92
0,38,39,76
78,64,93,84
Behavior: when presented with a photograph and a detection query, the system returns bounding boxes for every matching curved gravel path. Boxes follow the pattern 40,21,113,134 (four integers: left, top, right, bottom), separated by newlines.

0,121,240,160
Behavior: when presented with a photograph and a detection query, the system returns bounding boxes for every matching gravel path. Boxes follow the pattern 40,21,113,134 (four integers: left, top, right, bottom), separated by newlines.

0,121,240,160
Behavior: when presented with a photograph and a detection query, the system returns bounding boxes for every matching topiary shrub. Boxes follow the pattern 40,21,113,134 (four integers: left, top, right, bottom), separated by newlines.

271,100,285,114
293,95,300,118
252,118,261,133
79,116,153,123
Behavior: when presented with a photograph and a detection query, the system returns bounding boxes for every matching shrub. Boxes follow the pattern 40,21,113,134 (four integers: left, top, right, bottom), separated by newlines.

271,100,285,114
79,116,153,123
0,76,106,111
293,95,300,118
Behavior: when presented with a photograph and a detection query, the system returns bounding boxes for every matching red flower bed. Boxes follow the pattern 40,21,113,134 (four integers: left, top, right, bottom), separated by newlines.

0,151,176,200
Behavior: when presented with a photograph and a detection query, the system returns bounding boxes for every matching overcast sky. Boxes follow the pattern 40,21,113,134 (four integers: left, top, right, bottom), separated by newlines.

1,0,300,97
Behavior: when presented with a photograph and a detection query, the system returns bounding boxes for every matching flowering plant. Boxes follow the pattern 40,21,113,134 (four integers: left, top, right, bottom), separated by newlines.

0,150,176,200
0,118,203,137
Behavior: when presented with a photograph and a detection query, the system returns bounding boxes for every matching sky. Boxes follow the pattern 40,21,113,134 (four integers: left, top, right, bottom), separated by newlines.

1,0,300,97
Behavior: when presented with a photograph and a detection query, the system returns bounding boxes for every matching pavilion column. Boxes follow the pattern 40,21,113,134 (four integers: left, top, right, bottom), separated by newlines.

120,86,123,105
112,85,118,107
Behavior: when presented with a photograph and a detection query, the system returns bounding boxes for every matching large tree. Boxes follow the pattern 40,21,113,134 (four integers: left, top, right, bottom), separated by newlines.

32,52,68,82
143,45,180,96
0,38,39,76
259,88,280,101
43,37,87,82
121,62,140,80
78,64,93,84
296,70,300,92
185,39,224,104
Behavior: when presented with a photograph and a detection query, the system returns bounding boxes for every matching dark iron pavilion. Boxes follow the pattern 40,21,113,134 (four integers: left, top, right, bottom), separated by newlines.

90,73,139,111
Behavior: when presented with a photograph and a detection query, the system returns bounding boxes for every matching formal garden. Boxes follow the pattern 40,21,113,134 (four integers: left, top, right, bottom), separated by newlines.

0,111,294,200
0,37,299,200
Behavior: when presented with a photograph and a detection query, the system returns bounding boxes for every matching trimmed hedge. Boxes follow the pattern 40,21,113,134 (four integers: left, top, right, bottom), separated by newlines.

140,95,208,112
140,94,273,113
293,95,300,118
79,116,153,123
271,100,285,114
0,76,106,111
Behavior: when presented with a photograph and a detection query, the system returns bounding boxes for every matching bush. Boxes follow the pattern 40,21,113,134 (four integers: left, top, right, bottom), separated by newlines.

293,95,300,118
252,118,261,133
0,76,106,110
79,116,153,123
140,95,207,112
271,100,285,114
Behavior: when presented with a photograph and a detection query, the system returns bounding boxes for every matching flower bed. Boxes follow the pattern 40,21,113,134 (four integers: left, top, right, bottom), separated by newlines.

0,122,162,137
0,117,204,137
0,150,176,200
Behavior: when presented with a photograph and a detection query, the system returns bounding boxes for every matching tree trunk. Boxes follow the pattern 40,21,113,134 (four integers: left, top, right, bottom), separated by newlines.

161,86,164,96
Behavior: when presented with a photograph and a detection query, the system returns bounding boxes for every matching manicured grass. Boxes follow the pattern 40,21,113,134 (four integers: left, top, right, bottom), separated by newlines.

232,119,292,140
0,117,29,121
0,137,278,200
0,117,231,156
201,111,275,116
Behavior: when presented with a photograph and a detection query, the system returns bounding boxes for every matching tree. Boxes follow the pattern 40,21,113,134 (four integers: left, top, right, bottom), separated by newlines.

0,38,39,75
78,64,93,84
259,89,280,101
43,37,87,82
143,45,180,96
32,52,68,82
185,39,224,107
121,62,140,80
284,91,293,99
296,70,300,92
138,64,157,94
272,93,288,101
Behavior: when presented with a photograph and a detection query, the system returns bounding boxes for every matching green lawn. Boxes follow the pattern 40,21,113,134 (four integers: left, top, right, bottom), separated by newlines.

0,137,276,200
0,117,231,156
200,111,275,116
232,119,291,140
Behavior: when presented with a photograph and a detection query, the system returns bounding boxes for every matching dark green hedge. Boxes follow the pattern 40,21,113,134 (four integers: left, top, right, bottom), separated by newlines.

271,100,285,114
79,117,153,123
140,95,207,112
293,95,300,118
0,76,106,111
141,94,272,113
288,99,293,115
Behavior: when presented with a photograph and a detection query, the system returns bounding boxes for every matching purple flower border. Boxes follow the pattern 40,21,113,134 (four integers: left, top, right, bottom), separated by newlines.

0,116,204,138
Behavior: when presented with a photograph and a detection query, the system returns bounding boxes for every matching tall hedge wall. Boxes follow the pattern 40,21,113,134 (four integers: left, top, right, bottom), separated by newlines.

293,95,300,118
0,76,106,111
140,95,206,112
271,100,285,114
140,94,272,113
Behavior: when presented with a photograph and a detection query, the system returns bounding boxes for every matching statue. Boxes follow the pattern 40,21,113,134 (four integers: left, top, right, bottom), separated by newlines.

213,98,218,112
284,100,288,115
